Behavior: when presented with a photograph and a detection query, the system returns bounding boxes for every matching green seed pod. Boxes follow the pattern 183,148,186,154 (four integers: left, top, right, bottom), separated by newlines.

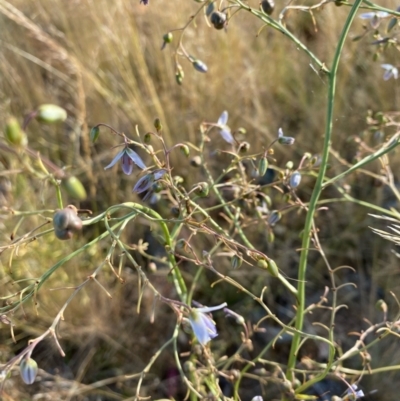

237,127,247,135
194,182,209,197
62,176,87,201
163,32,173,43
36,104,67,124
190,155,202,167
267,230,275,243
210,11,227,30
376,299,388,313
89,126,100,143
176,70,184,85
267,259,279,277
261,0,275,15
5,117,28,147
20,357,38,385
180,144,190,157
258,157,268,177
231,254,242,269
154,118,162,132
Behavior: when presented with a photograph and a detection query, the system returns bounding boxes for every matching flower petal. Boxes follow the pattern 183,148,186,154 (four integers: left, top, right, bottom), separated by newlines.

220,128,234,144
125,148,147,170
189,310,212,345
121,153,134,175
196,302,227,313
278,127,284,138
133,174,154,193
217,110,229,126
154,169,167,180
104,149,124,170
359,12,377,19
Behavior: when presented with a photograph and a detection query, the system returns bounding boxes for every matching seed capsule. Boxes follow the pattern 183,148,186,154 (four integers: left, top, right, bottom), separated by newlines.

5,117,27,147
62,176,87,201
261,0,275,15
210,11,227,30
90,126,100,143
53,205,83,240
258,157,268,177
36,104,67,123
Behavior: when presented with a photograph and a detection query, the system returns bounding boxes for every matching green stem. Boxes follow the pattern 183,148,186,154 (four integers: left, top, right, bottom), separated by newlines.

285,0,363,385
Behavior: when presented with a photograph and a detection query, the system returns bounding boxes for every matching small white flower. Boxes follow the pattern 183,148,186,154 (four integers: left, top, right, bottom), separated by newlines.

188,303,227,345
381,63,398,80
217,111,235,144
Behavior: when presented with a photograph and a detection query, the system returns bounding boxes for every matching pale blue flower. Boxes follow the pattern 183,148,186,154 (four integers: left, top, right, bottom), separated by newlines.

188,302,227,345
359,11,389,20
133,169,167,194
217,111,234,144
381,63,398,80
278,128,295,145
343,384,364,400
104,146,146,175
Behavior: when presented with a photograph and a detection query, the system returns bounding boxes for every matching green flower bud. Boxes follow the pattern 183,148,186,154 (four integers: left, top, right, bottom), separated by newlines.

286,161,294,169
154,118,162,132
144,132,151,143
62,176,87,201
376,299,388,313
163,32,173,43
36,104,67,124
231,254,242,269
20,357,38,385
5,117,27,147
89,126,100,143
258,157,268,177
180,144,190,157
267,230,275,243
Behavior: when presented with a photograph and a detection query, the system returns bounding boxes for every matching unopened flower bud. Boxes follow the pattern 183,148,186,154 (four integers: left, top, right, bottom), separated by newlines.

267,230,275,243
278,136,295,145
144,132,151,143
266,259,279,277
36,104,67,123
258,157,269,177
376,299,388,313
20,357,38,385
62,176,87,201
180,144,190,157
89,126,100,143
5,117,27,147
154,118,162,132
176,69,184,85
289,171,301,188
286,161,294,169
192,59,208,73
163,32,173,43
267,210,281,226
231,254,242,269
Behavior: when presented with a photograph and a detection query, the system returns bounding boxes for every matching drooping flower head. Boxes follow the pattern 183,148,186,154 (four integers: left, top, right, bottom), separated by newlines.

188,302,227,345
217,111,234,144
104,146,146,175
381,64,398,81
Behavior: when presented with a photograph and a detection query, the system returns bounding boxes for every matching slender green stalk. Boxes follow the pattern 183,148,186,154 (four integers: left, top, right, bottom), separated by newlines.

285,0,364,387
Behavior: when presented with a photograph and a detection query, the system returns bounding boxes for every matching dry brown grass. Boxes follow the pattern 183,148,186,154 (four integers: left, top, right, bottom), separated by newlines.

1,0,400,399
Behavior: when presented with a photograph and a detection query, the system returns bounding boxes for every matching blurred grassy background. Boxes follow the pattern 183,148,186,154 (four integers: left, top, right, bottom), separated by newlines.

1,0,400,399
